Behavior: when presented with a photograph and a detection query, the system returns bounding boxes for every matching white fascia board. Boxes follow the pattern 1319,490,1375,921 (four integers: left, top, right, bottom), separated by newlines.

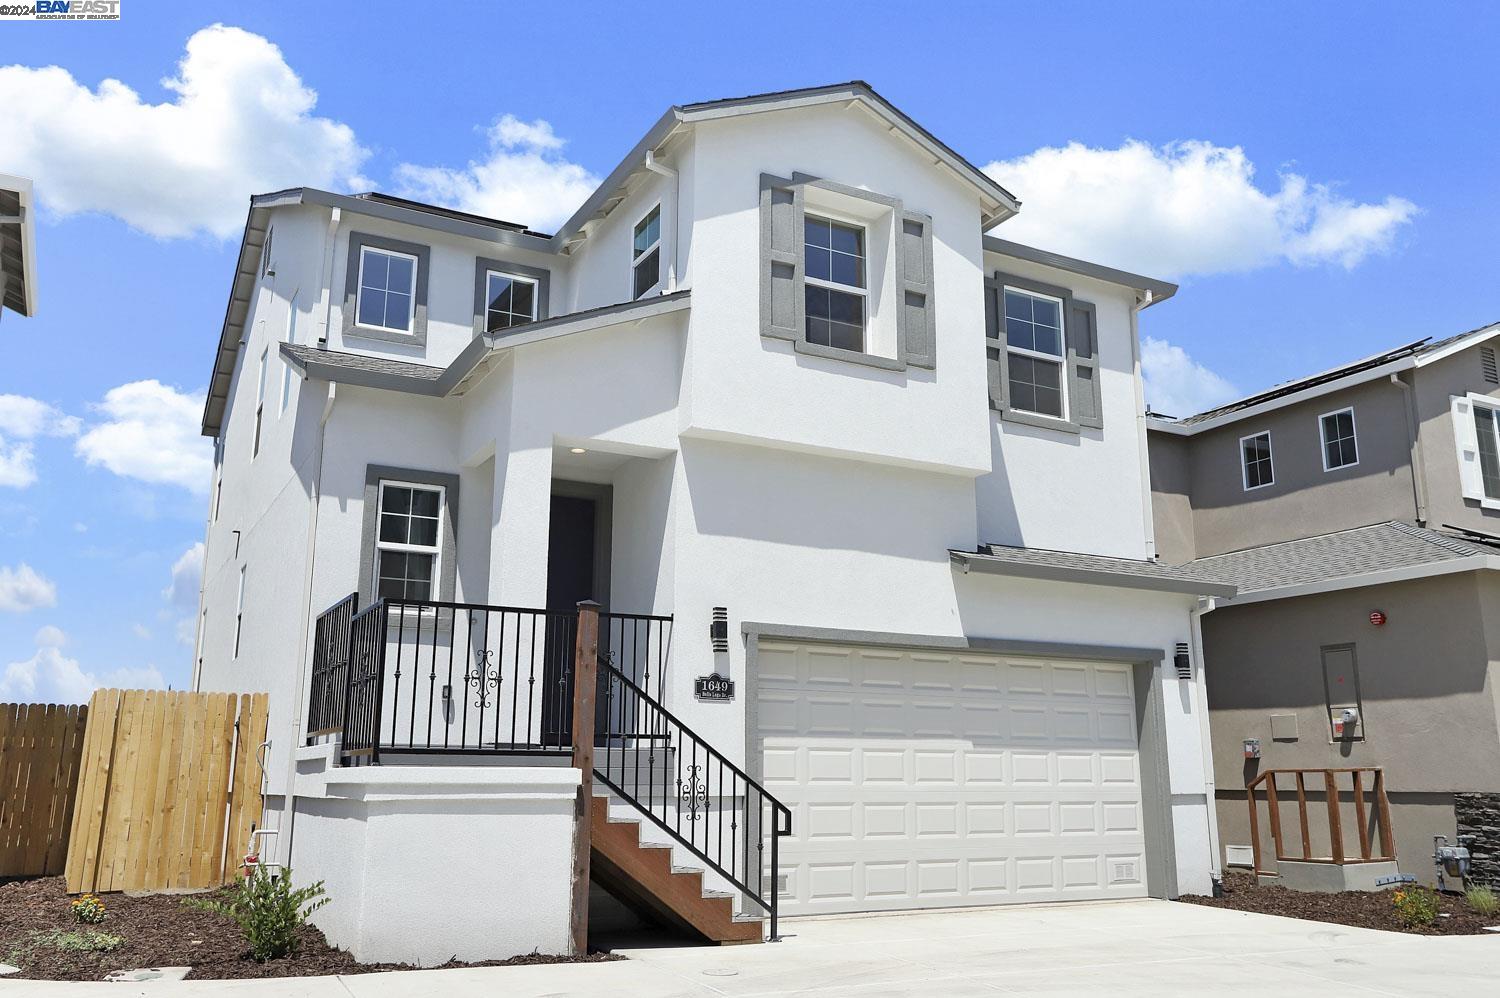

1146,356,1419,436
1413,325,1500,367
1222,555,1500,606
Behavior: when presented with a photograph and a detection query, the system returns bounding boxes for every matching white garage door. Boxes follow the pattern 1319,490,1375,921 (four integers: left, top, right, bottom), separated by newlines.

757,641,1147,915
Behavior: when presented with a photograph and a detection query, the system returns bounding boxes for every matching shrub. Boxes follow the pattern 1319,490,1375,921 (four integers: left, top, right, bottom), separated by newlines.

186,866,329,962
1467,886,1499,918
1391,886,1440,927
70,893,107,925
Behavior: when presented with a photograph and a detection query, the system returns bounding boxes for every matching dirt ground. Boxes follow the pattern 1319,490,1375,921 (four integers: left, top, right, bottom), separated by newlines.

1178,870,1496,935
0,876,620,981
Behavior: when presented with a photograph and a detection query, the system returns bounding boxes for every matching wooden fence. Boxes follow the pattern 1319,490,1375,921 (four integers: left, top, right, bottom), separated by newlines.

0,703,89,877
65,689,269,894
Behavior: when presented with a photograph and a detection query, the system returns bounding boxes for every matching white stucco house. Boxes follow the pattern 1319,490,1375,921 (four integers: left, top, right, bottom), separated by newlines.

193,82,1234,964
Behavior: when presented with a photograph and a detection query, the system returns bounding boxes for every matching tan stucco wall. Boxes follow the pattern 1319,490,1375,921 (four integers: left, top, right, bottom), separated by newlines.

1411,347,1500,533
1147,431,1196,564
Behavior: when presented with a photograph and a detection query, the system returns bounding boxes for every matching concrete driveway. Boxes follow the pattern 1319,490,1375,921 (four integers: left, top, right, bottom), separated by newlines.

4,900,1497,996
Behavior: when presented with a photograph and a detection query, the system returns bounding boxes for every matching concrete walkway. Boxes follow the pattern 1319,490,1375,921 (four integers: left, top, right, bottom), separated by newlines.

3,900,1497,996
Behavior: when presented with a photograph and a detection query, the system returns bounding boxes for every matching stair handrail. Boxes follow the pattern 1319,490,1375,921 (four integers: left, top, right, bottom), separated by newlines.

594,660,791,941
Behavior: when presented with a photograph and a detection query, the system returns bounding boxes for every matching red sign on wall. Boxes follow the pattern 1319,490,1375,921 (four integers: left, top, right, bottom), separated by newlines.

1369,610,1387,626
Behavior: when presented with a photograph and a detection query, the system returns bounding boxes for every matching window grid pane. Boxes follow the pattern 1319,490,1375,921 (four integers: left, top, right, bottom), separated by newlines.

486,274,537,331
633,248,660,298
1322,412,1358,469
1006,353,1063,418
359,249,415,332
1003,289,1064,357
1475,407,1500,499
377,483,441,600
1243,434,1274,489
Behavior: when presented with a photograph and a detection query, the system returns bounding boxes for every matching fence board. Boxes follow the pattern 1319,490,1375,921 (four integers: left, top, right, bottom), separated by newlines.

0,703,88,878
62,689,268,894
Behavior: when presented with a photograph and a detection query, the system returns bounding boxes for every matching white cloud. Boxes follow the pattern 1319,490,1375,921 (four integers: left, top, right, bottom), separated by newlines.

75,381,212,493
0,24,368,238
984,140,1417,278
0,395,81,488
0,626,165,705
393,114,599,232
1141,337,1240,419
0,563,57,612
163,541,204,645
132,623,153,640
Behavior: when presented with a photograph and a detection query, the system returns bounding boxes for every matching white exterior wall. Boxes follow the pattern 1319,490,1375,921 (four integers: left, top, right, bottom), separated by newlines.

195,98,1219,933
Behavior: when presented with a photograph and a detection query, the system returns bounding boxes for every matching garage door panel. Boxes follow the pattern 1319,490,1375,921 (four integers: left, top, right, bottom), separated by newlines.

759,642,1146,915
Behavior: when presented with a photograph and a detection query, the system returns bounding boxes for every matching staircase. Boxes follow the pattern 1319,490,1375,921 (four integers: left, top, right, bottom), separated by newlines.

591,661,791,943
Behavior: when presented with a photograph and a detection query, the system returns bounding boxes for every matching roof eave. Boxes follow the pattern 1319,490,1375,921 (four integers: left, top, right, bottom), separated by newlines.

201,202,272,436
1219,554,1500,606
949,549,1237,598
983,236,1178,303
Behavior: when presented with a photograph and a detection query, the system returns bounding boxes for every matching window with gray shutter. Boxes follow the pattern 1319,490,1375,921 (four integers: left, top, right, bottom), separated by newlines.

988,270,1103,433
758,172,935,371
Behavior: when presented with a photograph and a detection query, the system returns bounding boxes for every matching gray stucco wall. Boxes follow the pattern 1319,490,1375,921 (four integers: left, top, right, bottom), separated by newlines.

1202,571,1500,871
1412,346,1500,534
1147,432,1196,564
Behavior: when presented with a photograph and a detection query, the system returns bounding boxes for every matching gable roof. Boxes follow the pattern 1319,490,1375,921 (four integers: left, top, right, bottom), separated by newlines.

951,543,1237,597
0,174,37,319
1148,322,1500,435
1177,521,1500,603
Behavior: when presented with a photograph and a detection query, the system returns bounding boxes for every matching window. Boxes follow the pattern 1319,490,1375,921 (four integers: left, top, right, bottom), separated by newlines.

233,565,246,659
1319,407,1358,470
212,440,223,522
1241,431,1274,490
356,246,418,333
375,481,443,601
803,214,867,353
484,271,538,331
252,348,268,459
1474,403,1500,500
632,204,661,300
260,227,274,278
1002,287,1066,418
279,297,297,417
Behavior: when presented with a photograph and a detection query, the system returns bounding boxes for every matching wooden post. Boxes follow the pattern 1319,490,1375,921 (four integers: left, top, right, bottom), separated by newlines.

568,600,601,957
1265,773,1284,862
1247,773,1264,876
1374,769,1395,860
1324,770,1344,863
1352,770,1371,860
1295,771,1311,860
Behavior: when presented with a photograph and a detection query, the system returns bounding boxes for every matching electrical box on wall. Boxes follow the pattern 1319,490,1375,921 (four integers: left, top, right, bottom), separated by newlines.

1243,738,1261,759
1330,704,1360,739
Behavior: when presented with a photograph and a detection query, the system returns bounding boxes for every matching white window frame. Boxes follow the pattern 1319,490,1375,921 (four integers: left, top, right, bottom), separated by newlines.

802,210,871,352
483,269,540,331
252,347,268,459
631,202,663,301
1240,430,1275,491
1463,393,1500,505
233,565,246,659
355,245,420,335
279,296,298,417
1002,284,1070,421
373,479,445,604
1318,406,1359,472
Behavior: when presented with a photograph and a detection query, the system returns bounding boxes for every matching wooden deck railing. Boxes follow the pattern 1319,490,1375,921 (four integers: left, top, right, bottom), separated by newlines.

1246,767,1394,876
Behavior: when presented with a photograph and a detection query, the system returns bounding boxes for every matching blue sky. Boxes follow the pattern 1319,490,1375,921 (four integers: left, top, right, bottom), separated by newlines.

2,1,1497,698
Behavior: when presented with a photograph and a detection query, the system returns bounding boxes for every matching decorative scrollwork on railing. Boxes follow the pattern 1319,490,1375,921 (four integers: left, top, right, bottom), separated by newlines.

679,764,708,822
465,649,500,708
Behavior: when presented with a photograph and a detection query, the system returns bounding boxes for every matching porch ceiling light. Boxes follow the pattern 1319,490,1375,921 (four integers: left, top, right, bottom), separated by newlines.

569,447,587,454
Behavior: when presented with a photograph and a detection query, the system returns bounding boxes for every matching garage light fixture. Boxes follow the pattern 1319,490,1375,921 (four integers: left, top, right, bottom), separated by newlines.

569,447,587,454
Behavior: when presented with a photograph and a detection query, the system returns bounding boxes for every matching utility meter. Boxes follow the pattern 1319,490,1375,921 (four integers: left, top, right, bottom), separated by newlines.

1331,706,1360,738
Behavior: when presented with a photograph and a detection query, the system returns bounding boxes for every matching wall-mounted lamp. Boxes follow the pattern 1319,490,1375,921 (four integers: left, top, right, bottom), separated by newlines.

1173,642,1192,680
709,606,729,653
569,447,587,455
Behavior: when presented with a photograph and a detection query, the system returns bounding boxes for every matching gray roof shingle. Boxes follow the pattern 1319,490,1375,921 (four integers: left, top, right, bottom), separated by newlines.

1179,521,1499,595
954,544,1238,597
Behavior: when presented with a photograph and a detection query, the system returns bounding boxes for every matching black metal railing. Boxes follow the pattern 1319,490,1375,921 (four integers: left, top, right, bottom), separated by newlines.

595,661,791,941
305,592,358,742
317,597,673,762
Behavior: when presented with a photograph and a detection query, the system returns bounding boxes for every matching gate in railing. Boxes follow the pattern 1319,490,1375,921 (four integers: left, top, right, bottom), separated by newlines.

305,593,357,741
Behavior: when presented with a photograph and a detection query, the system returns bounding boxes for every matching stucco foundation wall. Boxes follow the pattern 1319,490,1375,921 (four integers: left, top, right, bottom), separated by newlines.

291,749,580,965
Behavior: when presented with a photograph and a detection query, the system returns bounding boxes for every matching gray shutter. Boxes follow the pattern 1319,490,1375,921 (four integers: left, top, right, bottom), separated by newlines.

984,277,1007,409
1067,299,1103,429
759,173,803,342
898,212,936,369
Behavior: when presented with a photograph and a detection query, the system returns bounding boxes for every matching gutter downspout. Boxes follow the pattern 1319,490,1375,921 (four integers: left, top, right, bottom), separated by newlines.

643,150,679,292
278,206,341,869
1131,290,1158,558
1390,372,1429,526
1190,595,1224,891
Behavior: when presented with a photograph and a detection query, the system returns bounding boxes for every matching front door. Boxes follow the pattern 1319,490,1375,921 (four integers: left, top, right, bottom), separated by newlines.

542,489,607,744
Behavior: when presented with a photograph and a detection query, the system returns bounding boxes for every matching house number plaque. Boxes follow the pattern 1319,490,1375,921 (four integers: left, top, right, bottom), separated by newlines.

694,673,735,702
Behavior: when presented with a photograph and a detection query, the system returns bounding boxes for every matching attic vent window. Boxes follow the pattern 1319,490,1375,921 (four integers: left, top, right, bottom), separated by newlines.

1483,346,1498,385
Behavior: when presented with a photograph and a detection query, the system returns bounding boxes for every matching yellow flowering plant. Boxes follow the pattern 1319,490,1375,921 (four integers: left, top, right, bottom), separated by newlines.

1391,886,1439,927
70,893,107,925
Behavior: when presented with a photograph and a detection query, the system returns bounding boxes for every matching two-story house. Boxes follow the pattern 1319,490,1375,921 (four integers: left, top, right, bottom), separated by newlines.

194,82,1230,964
1148,324,1500,889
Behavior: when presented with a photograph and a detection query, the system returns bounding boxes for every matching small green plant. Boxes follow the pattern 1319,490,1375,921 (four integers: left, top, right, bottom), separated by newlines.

1391,886,1441,927
70,893,107,924
1466,886,1499,917
42,929,124,953
186,865,329,962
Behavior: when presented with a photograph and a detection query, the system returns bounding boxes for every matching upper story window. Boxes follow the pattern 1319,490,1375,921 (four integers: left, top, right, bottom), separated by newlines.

356,246,418,334
484,271,538,331
375,481,443,601
252,347,268,459
1002,287,1066,419
1241,431,1274,490
279,296,298,417
804,214,867,353
632,204,662,300
1472,402,1500,499
1319,407,1358,471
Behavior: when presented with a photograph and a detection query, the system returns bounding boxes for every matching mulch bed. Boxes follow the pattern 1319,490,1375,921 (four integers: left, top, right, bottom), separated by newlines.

1179,870,1497,936
0,876,621,981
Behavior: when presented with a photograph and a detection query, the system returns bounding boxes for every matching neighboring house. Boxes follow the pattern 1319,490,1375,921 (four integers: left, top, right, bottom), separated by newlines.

0,174,38,320
1148,324,1500,887
194,82,1230,964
